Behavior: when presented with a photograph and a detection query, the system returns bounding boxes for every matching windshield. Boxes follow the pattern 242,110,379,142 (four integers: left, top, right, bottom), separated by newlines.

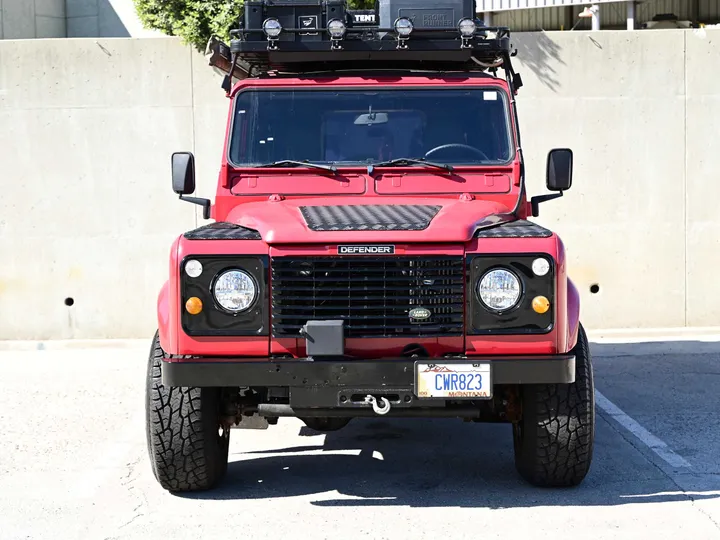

228,87,514,167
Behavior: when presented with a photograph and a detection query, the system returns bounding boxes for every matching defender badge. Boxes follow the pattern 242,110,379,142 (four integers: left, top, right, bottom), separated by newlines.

409,308,432,320
338,245,395,255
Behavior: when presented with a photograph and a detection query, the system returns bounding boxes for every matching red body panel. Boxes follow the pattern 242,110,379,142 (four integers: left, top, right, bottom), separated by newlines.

155,73,582,360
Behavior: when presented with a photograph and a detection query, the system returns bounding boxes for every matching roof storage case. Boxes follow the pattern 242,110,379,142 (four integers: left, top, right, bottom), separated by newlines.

244,1,347,42
378,0,476,32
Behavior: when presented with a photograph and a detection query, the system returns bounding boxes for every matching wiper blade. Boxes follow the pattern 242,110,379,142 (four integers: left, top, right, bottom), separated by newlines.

253,160,337,173
369,158,454,173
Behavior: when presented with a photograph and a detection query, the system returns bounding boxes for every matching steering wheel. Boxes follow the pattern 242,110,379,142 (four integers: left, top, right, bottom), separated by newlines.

424,143,490,161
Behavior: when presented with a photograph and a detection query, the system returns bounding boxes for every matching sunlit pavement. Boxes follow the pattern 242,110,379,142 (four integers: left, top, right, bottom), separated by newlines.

1,338,719,540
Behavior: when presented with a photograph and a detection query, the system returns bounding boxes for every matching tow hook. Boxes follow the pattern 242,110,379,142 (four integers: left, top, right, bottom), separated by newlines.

364,394,391,415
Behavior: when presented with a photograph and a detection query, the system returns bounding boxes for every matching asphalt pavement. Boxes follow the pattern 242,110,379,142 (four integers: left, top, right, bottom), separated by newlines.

1,337,719,540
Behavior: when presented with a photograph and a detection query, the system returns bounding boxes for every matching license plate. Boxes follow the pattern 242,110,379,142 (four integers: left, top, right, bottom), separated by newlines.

415,362,492,399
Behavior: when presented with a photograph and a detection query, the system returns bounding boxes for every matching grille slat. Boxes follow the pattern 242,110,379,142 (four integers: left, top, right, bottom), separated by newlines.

271,256,465,338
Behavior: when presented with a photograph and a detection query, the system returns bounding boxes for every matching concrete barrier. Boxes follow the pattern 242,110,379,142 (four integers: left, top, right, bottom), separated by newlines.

0,30,718,339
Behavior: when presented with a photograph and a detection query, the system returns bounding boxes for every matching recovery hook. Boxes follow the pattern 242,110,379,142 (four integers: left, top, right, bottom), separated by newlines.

364,394,391,415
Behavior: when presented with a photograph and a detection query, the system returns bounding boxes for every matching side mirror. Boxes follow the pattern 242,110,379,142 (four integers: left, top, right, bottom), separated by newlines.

546,148,573,191
530,148,574,217
172,152,211,220
172,152,196,195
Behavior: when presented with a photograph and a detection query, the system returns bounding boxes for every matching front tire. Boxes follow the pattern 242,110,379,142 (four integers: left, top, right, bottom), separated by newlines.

145,332,229,492
512,323,595,487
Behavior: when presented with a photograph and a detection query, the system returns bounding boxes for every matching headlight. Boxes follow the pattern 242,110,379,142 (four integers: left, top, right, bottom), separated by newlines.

477,268,521,312
262,18,282,38
213,270,257,312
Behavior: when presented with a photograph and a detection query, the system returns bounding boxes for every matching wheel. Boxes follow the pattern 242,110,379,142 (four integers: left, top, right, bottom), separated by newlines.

512,323,595,487
300,417,352,432
145,332,230,492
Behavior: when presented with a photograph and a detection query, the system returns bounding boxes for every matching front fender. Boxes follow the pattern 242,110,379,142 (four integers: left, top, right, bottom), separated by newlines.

566,277,581,351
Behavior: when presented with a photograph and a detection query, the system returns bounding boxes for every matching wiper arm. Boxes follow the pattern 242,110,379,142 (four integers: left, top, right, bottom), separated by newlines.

253,160,338,173
369,158,454,173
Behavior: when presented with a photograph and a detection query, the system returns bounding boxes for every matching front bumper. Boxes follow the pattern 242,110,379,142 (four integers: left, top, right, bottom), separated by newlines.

162,355,576,389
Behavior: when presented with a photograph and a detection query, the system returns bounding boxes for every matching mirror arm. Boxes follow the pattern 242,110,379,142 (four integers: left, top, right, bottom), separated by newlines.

179,195,211,219
530,192,563,217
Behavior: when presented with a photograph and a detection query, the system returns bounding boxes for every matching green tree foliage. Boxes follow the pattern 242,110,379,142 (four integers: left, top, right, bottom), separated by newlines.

133,0,377,51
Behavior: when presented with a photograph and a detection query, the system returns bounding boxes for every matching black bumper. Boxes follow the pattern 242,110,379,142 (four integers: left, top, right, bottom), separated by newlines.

161,355,576,389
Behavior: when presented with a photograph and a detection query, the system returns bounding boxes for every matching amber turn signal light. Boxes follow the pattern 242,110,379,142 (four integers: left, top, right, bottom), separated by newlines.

532,296,550,314
185,297,203,315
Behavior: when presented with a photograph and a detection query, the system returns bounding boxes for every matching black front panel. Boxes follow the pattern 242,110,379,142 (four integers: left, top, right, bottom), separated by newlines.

300,205,441,231
181,256,269,337
271,256,464,338
466,254,555,335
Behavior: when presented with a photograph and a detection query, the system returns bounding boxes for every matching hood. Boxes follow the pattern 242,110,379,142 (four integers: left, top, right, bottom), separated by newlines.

225,197,514,244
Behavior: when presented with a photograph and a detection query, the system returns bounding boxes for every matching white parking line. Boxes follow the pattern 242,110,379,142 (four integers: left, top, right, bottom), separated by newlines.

595,390,692,469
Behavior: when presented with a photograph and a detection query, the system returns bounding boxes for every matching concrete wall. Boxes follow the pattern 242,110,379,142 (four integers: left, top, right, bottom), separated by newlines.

0,30,718,339
1,0,66,39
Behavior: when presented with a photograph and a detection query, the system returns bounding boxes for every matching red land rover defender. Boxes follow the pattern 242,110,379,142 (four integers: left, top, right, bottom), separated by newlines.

146,0,594,493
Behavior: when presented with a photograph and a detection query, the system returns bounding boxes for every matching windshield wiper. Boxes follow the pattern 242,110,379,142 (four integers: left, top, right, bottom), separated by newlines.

369,158,454,173
253,160,337,174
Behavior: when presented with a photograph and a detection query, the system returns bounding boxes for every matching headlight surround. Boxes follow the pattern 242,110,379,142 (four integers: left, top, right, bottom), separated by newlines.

213,269,257,313
477,268,522,312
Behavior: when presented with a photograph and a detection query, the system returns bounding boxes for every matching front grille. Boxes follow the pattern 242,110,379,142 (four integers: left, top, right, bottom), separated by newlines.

271,256,464,338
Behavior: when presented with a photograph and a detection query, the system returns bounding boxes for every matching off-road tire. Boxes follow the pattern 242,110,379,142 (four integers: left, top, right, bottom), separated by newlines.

145,332,230,492
512,323,595,487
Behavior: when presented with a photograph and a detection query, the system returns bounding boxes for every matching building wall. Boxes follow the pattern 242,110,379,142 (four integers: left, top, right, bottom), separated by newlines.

490,0,720,31
0,0,66,39
0,30,719,339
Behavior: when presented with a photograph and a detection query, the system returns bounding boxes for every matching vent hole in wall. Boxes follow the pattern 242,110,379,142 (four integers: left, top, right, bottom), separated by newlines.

589,284,600,294
64,297,75,307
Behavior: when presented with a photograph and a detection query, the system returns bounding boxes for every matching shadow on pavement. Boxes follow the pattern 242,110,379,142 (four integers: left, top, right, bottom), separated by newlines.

183,339,720,507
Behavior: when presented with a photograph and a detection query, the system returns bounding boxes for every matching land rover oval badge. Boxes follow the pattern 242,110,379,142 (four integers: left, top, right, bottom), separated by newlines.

409,308,431,320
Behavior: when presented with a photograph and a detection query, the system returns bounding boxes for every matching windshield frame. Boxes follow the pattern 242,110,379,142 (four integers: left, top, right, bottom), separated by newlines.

225,84,518,170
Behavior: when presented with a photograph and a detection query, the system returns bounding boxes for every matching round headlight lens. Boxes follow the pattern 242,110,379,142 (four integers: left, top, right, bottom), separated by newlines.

394,17,414,37
458,18,477,37
477,268,521,312
262,18,282,38
532,257,550,277
185,259,203,278
213,270,257,313
327,19,346,38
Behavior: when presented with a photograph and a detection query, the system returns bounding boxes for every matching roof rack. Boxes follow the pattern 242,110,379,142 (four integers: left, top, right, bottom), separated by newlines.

205,1,522,93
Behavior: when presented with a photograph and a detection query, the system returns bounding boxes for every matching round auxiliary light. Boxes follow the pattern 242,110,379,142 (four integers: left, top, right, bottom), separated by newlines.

532,257,551,277
185,259,203,278
213,270,257,313
477,268,522,312
458,18,477,37
394,17,414,37
262,18,282,38
327,19,347,39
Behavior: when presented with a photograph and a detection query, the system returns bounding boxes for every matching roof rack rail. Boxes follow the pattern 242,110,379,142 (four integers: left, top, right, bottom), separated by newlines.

205,1,522,94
